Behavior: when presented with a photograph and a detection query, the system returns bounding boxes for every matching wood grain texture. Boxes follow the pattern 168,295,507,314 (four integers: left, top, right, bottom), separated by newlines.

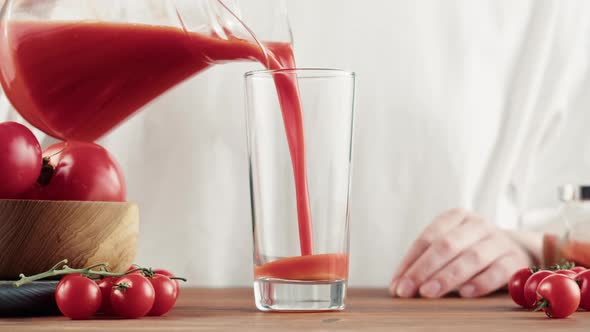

0,199,139,279
1,288,589,331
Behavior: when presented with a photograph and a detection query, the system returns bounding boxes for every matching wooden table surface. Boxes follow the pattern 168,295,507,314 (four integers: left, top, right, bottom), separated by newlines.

1,288,589,331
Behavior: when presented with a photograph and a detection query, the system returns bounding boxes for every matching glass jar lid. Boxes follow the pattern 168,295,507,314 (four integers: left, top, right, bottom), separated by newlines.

559,184,590,202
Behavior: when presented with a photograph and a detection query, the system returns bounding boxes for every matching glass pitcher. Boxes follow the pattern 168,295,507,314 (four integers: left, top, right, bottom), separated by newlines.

0,0,293,141
543,185,590,268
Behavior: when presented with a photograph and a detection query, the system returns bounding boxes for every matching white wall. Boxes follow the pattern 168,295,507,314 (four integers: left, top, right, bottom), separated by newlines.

2,0,590,287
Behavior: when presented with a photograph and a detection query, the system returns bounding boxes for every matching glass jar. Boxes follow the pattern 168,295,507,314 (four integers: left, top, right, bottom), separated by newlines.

543,185,590,268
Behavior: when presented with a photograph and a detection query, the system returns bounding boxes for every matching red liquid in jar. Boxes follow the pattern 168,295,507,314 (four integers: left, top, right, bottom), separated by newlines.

543,233,590,268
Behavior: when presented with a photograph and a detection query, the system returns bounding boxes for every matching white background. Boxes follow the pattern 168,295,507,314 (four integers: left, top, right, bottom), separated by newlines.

2,0,590,287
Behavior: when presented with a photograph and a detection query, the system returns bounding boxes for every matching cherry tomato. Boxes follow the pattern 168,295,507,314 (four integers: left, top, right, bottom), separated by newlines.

110,274,155,319
55,275,101,320
147,274,178,316
96,277,117,315
576,270,590,310
0,121,42,198
555,269,577,279
60,273,81,280
24,141,125,201
572,266,586,274
154,269,180,298
508,268,534,308
153,268,175,279
126,265,143,274
536,274,580,318
523,270,553,308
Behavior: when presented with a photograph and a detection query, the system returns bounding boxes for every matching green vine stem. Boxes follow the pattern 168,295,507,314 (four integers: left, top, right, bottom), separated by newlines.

170,277,187,282
549,261,575,271
13,259,187,287
533,298,551,318
13,259,142,287
533,299,548,312
137,267,187,282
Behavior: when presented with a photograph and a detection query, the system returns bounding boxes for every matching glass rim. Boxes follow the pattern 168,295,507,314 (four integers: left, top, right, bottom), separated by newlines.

245,68,355,79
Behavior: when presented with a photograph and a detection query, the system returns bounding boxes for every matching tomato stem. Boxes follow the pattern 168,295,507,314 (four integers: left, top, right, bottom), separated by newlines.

533,299,549,312
170,277,188,282
13,259,142,287
549,261,575,271
45,147,66,160
36,158,55,186
114,282,130,292
36,147,68,186
130,265,188,282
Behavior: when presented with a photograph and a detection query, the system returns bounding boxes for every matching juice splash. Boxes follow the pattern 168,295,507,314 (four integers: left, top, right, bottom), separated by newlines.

0,21,314,256
543,233,590,268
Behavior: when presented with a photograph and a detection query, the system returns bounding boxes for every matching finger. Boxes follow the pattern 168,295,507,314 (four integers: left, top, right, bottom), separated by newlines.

391,209,468,295
392,208,469,280
458,253,524,298
417,233,507,298
391,208,469,297
404,217,491,290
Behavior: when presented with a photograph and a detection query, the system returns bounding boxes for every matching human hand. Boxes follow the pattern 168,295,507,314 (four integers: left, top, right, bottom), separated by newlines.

389,208,532,298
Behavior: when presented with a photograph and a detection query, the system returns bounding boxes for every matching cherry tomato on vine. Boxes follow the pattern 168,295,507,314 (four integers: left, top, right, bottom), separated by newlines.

508,268,534,308
60,273,81,281
576,269,590,311
96,277,117,315
154,269,180,298
153,269,175,280
110,274,155,319
536,274,580,319
523,270,553,308
572,266,586,274
126,265,143,275
55,275,101,320
24,141,126,201
555,269,577,279
147,274,178,316
0,121,42,199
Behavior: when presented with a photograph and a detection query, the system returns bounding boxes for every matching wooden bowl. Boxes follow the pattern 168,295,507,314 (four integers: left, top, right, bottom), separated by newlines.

0,200,139,280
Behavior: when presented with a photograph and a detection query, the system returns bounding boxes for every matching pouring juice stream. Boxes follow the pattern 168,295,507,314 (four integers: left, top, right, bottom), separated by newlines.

0,21,345,280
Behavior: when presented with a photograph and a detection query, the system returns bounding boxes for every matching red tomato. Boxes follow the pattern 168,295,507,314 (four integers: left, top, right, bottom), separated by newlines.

55,275,101,320
523,270,553,308
153,269,175,278
555,269,577,278
508,268,534,308
576,270,590,311
111,274,155,319
24,141,125,201
536,274,580,318
154,269,180,298
572,266,586,274
147,274,178,316
0,122,42,198
126,265,143,274
60,273,81,280
96,277,117,315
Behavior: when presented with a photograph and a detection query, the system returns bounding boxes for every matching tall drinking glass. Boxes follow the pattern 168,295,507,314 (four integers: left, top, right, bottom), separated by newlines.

245,69,356,311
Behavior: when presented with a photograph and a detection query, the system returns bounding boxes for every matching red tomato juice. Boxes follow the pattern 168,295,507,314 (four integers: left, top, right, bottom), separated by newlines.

255,254,349,280
543,233,590,268
0,21,346,280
